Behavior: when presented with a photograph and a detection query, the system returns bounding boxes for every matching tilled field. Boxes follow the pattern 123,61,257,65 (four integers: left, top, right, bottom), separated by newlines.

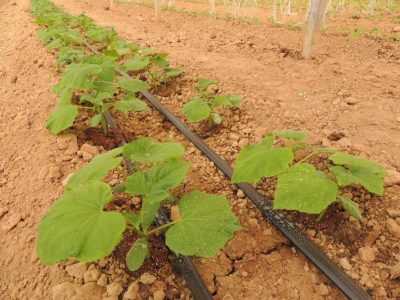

0,0,400,299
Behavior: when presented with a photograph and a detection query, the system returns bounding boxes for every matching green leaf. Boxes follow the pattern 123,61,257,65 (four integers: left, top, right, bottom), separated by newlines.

126,160,190,197
36,182,126,264
122,212,141,228
66,148,123,190
80,92,113,105
150,52,169,68
213,95,241,107
126,160,189,229
231,137,294,183
90,114,102,126
164,67,183,77
58,90,73,106
83,55,116,82
123,138,185,163
126,238,149,271
61,63,102,90
274,130,308,142
140,191,170,228
182,98,211,122
338,196,362,220
329,165,385,195
45,104,78,134
125,172,148,196
329,152,387,176
196,78,219,92
166,191,241,257
113,97,149,112
274,163,338,214
210,112,222,124
123,56,150,71
329,152,387,195
117,77,149,93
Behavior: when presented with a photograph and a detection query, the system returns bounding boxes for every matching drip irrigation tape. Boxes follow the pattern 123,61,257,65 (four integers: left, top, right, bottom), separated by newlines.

103,110,213,300
87,41,371,300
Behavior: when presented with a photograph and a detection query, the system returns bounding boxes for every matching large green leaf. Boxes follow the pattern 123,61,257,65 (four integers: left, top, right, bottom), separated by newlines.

66,148,123,190
60,63,102,90
231,136,294,183
274,163,338,214
117,77,149,93
126,160,189,229
329,152,387,195
36,182,126,264
329,165,385,195
123,138,185,163
182,98,211,122
165,191,241,257
126,238,149,271
45,104,78,134
125,160,190,197
329,152,387,176
123,56,150,71
114,97,149,112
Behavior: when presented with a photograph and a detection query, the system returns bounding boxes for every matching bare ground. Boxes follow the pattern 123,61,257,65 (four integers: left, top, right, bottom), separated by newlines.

1,0,400,299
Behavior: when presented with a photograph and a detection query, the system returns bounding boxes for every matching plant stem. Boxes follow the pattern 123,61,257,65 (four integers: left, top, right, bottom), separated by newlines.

146,220,179,235
100,113,108,135
295,151,317,165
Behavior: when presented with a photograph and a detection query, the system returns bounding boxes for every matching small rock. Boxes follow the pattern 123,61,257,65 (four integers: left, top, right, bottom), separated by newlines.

153,290,165,300
47,165,61,180
81,282,104,300
80,143,98,156
345,97,360,105
229,133,240,141
106,282,123,296
384,172,400,187
318,283,329,296
386,208,400,218
84,269,101,283
390,263,400,279
170,206,180,221
123,282,139,299
66,262,88,279
386,218,400,238
364,227,380,247
139,273,157,285
236,190,245,199
358,247,376,262
1,213,22,231
339,257,352,270
52,282,82,300
82,152,93,162
97,274,108,287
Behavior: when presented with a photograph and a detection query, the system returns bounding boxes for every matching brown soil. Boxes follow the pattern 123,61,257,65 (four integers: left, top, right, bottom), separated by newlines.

1,0,400,299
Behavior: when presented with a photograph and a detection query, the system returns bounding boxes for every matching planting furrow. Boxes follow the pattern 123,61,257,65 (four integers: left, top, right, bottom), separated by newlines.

103,109,213,300
84,41,371,299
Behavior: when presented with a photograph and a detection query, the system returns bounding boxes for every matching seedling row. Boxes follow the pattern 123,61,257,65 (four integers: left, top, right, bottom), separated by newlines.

31,0,387,297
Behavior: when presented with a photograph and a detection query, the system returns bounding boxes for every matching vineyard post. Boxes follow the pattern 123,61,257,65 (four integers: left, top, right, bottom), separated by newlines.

155,0,162,19
302,0,328,58
209,0,216,15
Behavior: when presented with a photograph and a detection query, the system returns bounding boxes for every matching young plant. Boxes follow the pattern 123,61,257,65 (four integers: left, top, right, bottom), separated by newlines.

231,130,388,220
182,78,241,125
45,59,150,134
37,139,241,271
